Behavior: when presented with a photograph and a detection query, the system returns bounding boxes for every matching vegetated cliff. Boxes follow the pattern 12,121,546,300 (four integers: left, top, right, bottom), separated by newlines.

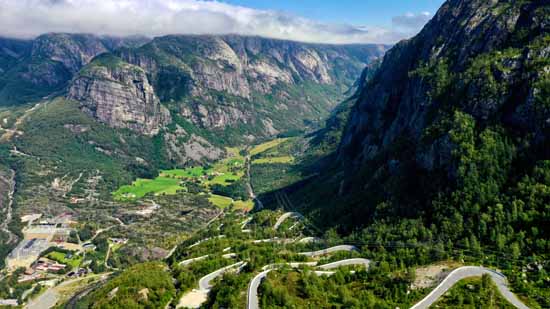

0,33,150,105
67,54,171,136
114,35,388,143
273,0,549,268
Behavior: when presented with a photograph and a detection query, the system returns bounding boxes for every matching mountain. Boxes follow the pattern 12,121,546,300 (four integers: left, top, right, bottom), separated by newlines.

0,34,386,208
268,0,549,261
61,35,387,165
69,35,387,143
0,33,150,106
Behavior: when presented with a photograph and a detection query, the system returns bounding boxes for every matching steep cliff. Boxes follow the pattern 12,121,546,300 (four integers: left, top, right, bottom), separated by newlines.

114,35,387,142
269,1,549,270
67,54,171,136
339,0,549,169
0,33,150,105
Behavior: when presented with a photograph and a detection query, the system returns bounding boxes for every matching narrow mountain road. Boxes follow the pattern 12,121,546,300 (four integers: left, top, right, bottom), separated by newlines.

410,266,529,309
299,245,359,257
273,212,304,230
318,258,370,270
245,156,263,210
198,261,246,291
179,255,209,267
248,259,370,309
247,269,271,309
177,261,245,308
0,169,17,244
25,273,111,309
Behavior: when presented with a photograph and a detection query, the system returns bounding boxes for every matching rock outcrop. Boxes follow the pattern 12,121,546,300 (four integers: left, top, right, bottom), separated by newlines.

68,55,171,136
339,0,549,170
116,35,388,139
0,33,150,106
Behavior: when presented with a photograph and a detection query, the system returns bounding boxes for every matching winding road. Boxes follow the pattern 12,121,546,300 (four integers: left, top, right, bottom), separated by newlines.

299,245,359,257
248,258,370,309
0,169,16,244
26,273,111,309
318,258,370,270
248,260,528,309
411,266,529,309
247,269,272,309
198,261,246,291
273,212,304,230
245,156,263,210
179,255,209,267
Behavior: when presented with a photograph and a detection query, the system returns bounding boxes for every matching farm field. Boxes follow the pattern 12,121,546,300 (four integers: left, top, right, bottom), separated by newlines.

160,167,205,178
208,194,234,209
113,176,184,201
249,138,289,156
252,156,294,164
111,146,253,209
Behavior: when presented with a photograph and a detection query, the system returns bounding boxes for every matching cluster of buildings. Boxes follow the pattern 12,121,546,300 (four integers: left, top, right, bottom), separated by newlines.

17,257,67,283
5,213,76,271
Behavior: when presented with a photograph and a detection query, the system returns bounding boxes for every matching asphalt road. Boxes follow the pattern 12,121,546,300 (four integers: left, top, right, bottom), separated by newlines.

26,274,111,309
198,261,245,291
273,212,303,230
410,266,529,309
299,245,359,257
247,269,272,309
249,259,369,309
179,255,209,267
318,258,371,270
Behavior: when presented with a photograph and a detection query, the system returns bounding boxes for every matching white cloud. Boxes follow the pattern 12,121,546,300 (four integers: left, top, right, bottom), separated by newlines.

392,12,432,34
0,0,430,44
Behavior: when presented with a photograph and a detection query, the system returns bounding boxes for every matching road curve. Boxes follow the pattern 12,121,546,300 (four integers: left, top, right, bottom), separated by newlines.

411,266,529,309
297,237,321,243
318,258,370,270
299,245,359,257
249,259,368,309
273,212,304,230
179,255,209,267
198,261,245,291
247,269,272,309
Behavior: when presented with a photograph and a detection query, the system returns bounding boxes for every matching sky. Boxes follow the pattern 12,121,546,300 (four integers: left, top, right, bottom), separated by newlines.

0,0,445,44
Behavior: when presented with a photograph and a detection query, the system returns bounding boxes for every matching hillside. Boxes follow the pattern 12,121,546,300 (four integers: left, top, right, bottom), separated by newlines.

0,33,150,106
264,0,549,287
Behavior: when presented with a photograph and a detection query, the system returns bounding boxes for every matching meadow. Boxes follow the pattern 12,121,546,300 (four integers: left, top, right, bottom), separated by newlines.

113,176,184,201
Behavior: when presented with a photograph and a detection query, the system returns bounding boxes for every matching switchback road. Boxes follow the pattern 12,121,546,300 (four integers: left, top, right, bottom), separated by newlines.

410,266,529,309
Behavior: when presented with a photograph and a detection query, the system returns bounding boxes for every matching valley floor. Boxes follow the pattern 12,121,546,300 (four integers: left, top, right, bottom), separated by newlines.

0,137,546,309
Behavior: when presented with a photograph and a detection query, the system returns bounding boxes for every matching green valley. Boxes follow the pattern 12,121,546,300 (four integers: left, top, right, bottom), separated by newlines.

0,0,548,308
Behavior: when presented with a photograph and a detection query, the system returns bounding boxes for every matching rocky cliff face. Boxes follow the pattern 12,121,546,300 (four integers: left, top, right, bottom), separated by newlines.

0,33,150,106
273,0,549,232
339,0,549,172
115,35,388,140
67,55,171,136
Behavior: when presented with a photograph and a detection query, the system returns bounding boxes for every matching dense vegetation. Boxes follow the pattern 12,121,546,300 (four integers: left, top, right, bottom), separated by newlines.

79,262,175,309
433,275,515,308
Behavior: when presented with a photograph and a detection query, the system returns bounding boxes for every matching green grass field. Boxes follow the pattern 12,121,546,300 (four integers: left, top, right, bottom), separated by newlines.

47,251,82,269
208,194,234,209
113,176,184,200
160,167,206,178
112,147,247,201
249,138,288,156
252,156,294,164
232,200,254,211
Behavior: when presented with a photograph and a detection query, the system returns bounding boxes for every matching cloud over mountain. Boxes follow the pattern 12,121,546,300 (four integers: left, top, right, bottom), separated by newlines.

0,0,431,44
